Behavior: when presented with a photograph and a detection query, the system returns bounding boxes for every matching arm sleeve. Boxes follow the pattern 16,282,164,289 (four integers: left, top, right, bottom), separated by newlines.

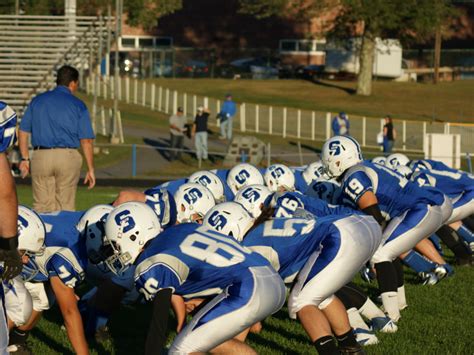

145,288,172,355
77,104,95,139
135,263,181,301
47,254,84,289
342,170,373,204
0,104,17,152
19,105,32,133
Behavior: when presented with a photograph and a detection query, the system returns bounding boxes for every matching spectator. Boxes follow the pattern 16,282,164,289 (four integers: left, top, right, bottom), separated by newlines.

332,112,350,136
219,93,236,140
169,107,187,161
192,106,210,161
383,115,397,154
18,65,96,213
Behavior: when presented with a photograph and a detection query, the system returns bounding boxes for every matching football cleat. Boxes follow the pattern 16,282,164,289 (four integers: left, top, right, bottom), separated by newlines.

353,328,379,346
371,316,398,333
360,266,375,283
434,264,454,280
419,272,439,285
7,344,32,355
339,344,366,355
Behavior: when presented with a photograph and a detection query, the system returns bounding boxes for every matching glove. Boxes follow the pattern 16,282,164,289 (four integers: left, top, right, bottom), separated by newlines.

0,236,22,281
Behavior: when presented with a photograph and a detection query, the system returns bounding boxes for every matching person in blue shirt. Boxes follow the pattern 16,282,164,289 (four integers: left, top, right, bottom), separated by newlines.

18,65,96,213
321,136,452,322
102,202,285,354
218,93,237,140
204,202,381,354
332,112,350,136
11,206,90,354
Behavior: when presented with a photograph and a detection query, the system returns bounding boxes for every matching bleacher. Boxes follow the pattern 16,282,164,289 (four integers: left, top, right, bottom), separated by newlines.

0,15,113,116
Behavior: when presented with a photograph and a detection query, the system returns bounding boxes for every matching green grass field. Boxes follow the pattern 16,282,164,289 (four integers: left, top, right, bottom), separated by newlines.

143,78,474,123
15,186,474,355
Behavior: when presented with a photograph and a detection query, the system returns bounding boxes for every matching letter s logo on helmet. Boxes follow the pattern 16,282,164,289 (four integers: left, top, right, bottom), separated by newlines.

271,167,285,179
328,140,342,156
242,187,260,203
197,175,212,186
207,210,228,231
114,210,136,234
183,187,203,204
235,169,250,184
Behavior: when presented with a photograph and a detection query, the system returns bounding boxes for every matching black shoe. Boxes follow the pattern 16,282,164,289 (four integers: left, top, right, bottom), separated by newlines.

339,345,366,354
95,326,113,343
7,344,32,355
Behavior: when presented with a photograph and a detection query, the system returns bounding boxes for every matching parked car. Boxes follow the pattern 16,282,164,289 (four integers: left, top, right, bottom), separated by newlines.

295,64,325,81
179,60,209,77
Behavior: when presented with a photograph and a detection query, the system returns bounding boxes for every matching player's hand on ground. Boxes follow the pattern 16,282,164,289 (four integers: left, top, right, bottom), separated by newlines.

19,160,30,178
84,170,96,189
0,249,22,280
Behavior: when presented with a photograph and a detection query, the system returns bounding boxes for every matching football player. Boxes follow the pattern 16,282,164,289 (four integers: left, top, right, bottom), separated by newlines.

204,202,381,354
103,202,285,354
321,136,451,322
264,164,296,192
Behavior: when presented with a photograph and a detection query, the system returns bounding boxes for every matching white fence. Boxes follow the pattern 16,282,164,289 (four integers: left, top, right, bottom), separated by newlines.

85,76,474,155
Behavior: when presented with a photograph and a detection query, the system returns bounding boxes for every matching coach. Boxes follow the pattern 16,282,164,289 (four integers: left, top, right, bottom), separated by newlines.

19,65,96,212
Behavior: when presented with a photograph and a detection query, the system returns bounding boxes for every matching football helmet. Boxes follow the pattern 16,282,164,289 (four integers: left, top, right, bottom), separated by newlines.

264,164,296,192
174,183,215,223
17,205,46,282
77,204,114,265
104,202,162,275
226,163,264,195
395,165,413,179
302,161,325,185
203,202,255,242
371,156,387,165
386,153,410,169
306,179,341,204
409,159,431,172
321,136,363,178
188,170,225,203
234,184,273,218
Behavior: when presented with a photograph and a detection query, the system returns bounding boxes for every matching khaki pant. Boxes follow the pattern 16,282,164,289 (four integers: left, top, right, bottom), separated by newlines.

31,149,82,212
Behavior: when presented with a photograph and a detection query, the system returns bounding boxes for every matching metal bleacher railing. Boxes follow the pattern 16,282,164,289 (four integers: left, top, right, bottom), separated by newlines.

0,14,114,116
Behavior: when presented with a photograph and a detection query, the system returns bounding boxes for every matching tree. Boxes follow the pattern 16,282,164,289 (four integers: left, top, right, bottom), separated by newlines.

240,0,458,96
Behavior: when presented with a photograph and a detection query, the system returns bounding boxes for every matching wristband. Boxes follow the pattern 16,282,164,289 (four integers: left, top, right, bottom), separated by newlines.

362,204,386,226
21,158,30,162
0,235,19,250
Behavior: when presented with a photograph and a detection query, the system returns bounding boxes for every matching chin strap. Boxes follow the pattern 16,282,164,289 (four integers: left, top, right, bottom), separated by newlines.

0,235,19,250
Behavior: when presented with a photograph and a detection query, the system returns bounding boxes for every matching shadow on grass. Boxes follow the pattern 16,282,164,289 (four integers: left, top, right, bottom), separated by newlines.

312,80,356,95
30,327,72,354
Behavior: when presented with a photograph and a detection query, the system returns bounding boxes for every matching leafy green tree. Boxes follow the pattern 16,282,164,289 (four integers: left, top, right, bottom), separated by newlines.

240,0,458,96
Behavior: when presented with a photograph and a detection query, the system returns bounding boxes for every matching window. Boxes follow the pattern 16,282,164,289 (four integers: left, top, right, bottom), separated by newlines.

121,38,135,48
280,40,297,52
298,41,314,52
139,38,154,48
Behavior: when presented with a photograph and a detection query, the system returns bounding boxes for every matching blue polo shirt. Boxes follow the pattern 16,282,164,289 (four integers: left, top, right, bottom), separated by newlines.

20,86,95,148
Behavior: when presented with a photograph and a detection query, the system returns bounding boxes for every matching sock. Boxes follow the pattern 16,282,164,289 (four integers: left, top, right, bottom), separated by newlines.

402,250,437,273
381,292,400,322
456,224,474,244
397,286,407,310
314,335,339,355
437,225,472,261
429,234,444,254
336,328,360,348
359,298,386,320
347,308,370,331
8,329,28,345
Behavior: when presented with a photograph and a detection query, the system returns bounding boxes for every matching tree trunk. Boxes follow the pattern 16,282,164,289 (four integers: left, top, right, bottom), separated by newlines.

356,32,375,96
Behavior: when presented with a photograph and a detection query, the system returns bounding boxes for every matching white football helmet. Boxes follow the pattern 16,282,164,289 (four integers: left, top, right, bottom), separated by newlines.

188,170,225,203
386,153,410,169
302,161,326,185
77,204,114,265
174,183,216,223
203,202,255,242
395,165,413,179
234,184,273,219
104,202,162,275
18,205,46,255
371,156,387,165
264,164,296,192
306,179,341,204
227,163,264,195
321,136,363,178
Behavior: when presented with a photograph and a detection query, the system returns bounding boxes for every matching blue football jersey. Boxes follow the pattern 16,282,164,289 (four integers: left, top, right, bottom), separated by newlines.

24,211,88,288
134,223,270,301
143,187,177,228
341,162,445,220
0,101,17,153
272,191,357,218
242,217,340,283
155,178,188,196
411,169,474,198
211,169,234,200
293,170,309,193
